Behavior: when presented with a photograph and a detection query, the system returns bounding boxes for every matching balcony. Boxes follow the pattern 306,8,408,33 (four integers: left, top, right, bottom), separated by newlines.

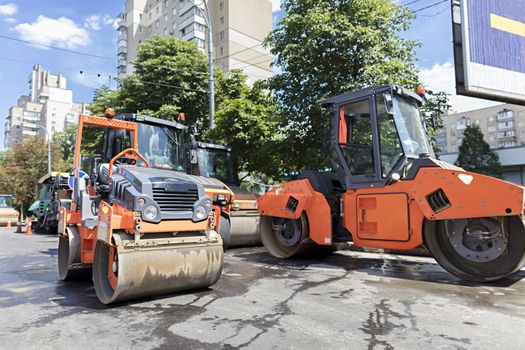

498,124,514,131
496,110,514,121
116,13,126,29
118,58,127,68
118,45,127,55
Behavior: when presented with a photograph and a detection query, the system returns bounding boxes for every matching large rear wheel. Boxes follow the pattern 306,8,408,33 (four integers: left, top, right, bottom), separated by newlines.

424,216,525,282
260,214,333,258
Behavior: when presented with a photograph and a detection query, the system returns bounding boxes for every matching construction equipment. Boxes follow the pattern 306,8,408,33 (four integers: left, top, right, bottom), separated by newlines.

191,141,261,248
0,195,18,227
30,172,71,234
58,111,230,304
258,85,525,282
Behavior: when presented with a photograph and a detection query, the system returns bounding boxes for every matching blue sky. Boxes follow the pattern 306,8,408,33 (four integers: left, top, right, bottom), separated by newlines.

0,0,496,149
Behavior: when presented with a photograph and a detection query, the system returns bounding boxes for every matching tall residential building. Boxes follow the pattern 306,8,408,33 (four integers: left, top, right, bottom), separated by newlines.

436,103,525,154
116,0,273,84
3,64,89,149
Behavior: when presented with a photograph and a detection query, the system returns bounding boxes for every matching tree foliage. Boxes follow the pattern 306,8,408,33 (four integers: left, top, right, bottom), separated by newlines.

420,90,451,157
266,0,421,169
455,125,502,177
206,71,282,177
89,36,280,178
0,137,69,211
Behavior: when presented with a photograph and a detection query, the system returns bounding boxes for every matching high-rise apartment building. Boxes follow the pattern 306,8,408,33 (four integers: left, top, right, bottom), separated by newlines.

116,0,273,84
3,65,88,149
436,104,525,154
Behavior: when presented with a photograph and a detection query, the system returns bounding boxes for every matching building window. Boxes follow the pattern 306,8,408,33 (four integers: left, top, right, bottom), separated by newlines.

156,6,159,14
489,116,495,122
181,27,185,35
149,12,152,19
220,1,224,10
139,13,143,20
220,46,224,55
220,16,224,25
173,7,177,15
156,20,160,28
164,14,168,21
139,25,143,33
193,38,205,49
195,23,205,33
219,31,224,40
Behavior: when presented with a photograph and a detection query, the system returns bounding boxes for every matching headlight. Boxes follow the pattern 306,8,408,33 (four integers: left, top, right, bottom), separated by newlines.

143,205,158,221
194,205,207,221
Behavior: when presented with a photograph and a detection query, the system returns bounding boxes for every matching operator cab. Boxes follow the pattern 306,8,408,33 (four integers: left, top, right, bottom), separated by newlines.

192,142,237,185
322,85,435,189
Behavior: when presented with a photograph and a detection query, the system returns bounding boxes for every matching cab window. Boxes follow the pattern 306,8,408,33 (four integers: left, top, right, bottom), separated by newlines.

376,94,404,177
339,99,376,176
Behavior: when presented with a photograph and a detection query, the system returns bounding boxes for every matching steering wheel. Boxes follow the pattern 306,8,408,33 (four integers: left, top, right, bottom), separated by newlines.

108,148,150,180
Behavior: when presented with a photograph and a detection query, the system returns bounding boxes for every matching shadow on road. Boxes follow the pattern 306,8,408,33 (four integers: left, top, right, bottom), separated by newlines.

231,249,525,288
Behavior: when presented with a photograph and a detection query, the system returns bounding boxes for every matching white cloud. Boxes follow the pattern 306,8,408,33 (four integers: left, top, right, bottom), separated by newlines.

272,0,281,12
419,61,500,113
0,3,17,23
15,15,91,49
0,3,17,17
85,14,115,31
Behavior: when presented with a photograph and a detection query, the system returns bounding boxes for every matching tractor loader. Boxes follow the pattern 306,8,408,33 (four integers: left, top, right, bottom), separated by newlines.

58,110,230,304
258,85,525,282
191,141,261,248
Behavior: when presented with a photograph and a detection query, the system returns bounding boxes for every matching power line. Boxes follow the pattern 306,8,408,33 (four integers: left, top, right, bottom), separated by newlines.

414,0,449,13
404,0,428,6
0,55,210,93
219,43,263,60
0,34,116,61
419,3,450,17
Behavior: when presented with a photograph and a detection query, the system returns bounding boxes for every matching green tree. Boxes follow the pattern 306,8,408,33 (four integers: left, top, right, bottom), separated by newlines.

205,70,282,177
89,36,281,178
420,90,451,157
117,36,210,128
266,0,421,169
455,125,502,177
0,137,68,211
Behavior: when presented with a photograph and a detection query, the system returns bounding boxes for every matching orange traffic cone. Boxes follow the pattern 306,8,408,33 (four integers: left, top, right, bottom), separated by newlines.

25,218,32,235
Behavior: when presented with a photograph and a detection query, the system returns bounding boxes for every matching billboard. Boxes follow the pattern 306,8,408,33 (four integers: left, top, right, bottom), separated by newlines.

452,0,525,104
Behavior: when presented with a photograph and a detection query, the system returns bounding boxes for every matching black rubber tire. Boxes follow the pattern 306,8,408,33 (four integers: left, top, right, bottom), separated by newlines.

218,215,231,249
261,214,335,259
424,216,525,282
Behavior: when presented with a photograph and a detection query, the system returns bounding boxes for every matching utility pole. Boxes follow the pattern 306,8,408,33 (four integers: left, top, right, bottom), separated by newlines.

190,0,215,129
37,125,51,174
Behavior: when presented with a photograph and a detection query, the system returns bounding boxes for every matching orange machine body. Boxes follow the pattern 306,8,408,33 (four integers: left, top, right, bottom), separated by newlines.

59,114,232,265
258,167,525,251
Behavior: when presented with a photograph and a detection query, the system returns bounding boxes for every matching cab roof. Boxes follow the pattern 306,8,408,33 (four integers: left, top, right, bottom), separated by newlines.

118,114,186,130
321,84,423,108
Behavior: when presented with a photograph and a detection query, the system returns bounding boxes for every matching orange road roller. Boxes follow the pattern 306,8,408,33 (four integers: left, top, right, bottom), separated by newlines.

258,85,525,282
58,111,230,304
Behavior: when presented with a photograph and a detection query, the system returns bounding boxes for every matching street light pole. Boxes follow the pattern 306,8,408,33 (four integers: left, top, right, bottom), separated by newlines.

190,0,215,129
37,125,51,174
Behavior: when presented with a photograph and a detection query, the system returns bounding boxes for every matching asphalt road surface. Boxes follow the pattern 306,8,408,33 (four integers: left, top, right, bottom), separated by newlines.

1,227,524,350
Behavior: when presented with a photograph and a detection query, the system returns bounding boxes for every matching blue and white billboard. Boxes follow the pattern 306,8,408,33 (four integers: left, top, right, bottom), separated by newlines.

457,0,525,103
